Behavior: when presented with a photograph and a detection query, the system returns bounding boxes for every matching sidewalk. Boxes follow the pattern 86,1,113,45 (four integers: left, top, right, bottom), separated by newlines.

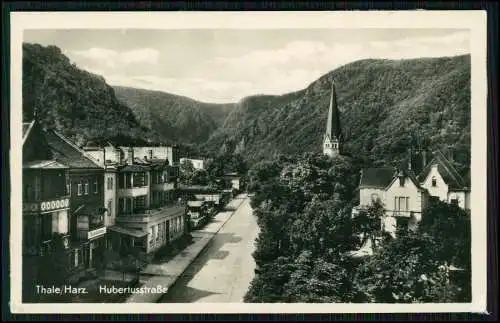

125,194,247,303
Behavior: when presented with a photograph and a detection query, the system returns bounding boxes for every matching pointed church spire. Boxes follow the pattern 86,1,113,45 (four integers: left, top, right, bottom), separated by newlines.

323,79,342,157
325,79,342,141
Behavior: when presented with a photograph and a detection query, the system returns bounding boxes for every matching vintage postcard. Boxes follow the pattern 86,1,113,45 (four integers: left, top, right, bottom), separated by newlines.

9,11,488,314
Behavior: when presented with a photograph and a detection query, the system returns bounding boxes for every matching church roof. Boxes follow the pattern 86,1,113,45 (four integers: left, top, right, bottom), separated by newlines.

417,150,469,190
325,80,342,140
359,167,397,188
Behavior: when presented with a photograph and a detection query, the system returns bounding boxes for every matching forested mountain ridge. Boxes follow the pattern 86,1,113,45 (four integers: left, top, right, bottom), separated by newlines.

205,55,471,176
22,43,163,147
113,86,235,145
22,42,470,176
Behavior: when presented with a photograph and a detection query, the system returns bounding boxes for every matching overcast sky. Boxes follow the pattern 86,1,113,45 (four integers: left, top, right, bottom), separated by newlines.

24,28,470,103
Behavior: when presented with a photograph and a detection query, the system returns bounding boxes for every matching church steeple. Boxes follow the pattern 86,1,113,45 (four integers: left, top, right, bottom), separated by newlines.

323,79,342,157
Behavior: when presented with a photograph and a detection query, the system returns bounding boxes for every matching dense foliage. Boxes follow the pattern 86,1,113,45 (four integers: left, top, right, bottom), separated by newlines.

205,55,471,176
244,153,471,303
22,43,163,147
113,86,235,145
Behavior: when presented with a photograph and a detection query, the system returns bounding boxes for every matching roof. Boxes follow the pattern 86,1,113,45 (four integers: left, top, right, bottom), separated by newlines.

224,172,239,177
417,150,468,190
325,80,342,140
359,167,397,188
117,164,150,172
108,226,148,238
22,121,35,144
23,160,69,169
385,169,424,191
44,131,103,169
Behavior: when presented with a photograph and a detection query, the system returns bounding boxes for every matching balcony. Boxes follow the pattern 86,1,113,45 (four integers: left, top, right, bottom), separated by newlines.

386,210,417,218
22,196,70,214
117,186,148,197
152,182,175,191
117,204,185,224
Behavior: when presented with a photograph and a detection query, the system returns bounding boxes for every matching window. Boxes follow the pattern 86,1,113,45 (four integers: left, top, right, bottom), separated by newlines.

84,181,89,195
107,177,114,190
451,198,459,205
126,173,132,188
41,214,52,240
65,173,71,196
107,199,113,216
396,217,410,232
77,182,83,196
134,196,146,212
118,197,125,214
34,175,41,200
126,198,132,214
119,173,125,189
93,179,98,194
431,177,437,187
394,196,409,213
371,193,380,203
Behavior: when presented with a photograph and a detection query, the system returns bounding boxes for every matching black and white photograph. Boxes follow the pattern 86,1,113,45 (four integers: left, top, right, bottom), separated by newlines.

9,11,488,314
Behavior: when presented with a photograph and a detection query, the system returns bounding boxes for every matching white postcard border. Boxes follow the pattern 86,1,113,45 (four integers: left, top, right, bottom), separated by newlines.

9,10,488,314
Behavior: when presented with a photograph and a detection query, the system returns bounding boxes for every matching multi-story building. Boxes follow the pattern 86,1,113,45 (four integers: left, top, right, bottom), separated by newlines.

119,145,180,166
106,147,186,254
22,120,72,300
44,130,106,279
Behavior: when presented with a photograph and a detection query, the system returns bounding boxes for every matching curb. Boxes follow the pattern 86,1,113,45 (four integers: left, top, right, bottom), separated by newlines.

126,195,247,303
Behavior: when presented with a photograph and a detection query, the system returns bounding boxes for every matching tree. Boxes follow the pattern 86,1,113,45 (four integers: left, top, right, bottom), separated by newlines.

353,231,462,303
283,251,354,303
352,198,386,251
244,256,294,303
179,159,195,184
190,169,209,186
418,199,471,270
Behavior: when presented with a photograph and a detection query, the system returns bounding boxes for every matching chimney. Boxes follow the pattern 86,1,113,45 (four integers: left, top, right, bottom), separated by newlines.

408,148,412,171
422,150,427,169
398,169,405,186
127,147,134,165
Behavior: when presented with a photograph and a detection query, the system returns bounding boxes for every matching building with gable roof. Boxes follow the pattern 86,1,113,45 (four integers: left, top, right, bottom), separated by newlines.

352,166,430,237
352,149,471,239
22,119,72,300
44,130,107,279
417,150,471,210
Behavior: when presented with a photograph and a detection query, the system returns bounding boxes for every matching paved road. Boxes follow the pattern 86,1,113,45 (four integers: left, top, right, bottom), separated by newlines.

159,197,259,303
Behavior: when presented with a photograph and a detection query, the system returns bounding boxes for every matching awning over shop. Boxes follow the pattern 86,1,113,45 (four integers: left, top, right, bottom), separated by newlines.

108,226,148,238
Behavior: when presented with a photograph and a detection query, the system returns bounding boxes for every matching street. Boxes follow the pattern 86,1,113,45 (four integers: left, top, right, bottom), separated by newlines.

159,196,259,303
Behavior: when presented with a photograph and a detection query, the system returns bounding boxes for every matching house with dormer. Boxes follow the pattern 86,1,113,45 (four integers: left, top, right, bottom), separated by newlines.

352,150,470,239
417,150,471,210
352,167,430,237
